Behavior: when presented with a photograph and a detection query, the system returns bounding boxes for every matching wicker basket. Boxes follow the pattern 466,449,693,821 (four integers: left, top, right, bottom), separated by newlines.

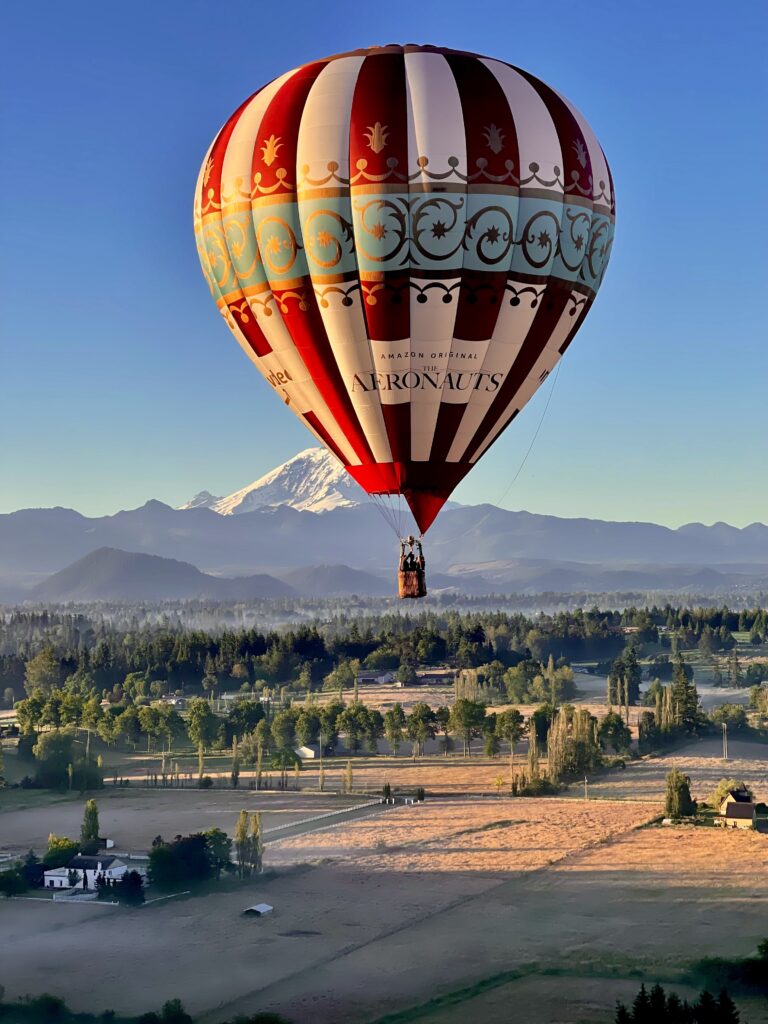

398,570,427,599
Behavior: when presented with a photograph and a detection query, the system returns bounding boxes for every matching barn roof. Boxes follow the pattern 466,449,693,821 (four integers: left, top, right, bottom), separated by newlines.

726,789,753,803
724,803,756,820
729,786,753,802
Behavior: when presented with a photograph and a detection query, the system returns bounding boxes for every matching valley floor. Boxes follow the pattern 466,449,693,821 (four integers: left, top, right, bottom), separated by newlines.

1,740,767,1023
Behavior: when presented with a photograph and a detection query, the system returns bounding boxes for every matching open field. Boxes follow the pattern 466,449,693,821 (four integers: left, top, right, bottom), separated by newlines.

267,797,658,874
0,788,367,856
2,796,767,1024
2,706,767,1021
561,734,768,804
393,971,768,1024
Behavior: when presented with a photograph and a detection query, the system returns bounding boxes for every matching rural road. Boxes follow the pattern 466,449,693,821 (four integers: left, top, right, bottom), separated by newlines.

262,798,396,843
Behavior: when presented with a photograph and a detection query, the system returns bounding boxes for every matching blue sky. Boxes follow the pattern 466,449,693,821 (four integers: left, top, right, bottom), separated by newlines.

1,0,766,527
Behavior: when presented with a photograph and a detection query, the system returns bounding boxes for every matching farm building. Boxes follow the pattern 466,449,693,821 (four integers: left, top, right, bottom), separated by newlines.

43,855,128,889
356,671,396,685
719,788,753,812
720,803,756,830
243,903,273,917
416,668,456,685
296,743,320,759
296,741,348,759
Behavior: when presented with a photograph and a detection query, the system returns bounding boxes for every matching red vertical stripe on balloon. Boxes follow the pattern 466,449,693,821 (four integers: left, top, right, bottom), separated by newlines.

202,91,258,212
427,54,522,466
445,52,520,343
459,287,571,464
203,90,275,359
252,63,376,466
349,52,410,339
512,66,594,205
456,69,595,466
348,52,412,468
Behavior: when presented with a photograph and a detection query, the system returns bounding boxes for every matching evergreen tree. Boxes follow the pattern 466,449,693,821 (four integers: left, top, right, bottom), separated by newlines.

631,983,652,1023
671,657,701,733
383,704,406,756
614,1003,631,1024
80,799,100,846
665,992,685,1022
716,989,740,1024
693,989,719,1024
598,711,632,753
249,812,263,875
234,809,249,878
665,768,696,818
648,983,667,1018
527,729,540,781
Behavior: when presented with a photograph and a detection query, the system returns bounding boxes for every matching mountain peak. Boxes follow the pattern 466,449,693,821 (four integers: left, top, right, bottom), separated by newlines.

179,447,369,516
179,490,222,511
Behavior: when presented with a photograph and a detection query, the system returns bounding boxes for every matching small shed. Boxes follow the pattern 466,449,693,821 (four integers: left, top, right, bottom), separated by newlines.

296,744,320,759
244,903,273,917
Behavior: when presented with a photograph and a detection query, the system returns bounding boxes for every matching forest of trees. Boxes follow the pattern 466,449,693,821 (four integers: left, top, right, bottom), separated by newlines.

614,982,741,1023
2,604,765,704
1,602,763,793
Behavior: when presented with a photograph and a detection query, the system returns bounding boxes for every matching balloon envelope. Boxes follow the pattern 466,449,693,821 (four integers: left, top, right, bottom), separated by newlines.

195,44,615,533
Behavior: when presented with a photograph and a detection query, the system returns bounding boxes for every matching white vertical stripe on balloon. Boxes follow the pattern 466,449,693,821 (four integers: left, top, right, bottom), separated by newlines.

195,147,351,460
404,51,467,461
446,59,564,464
296,57,393,466
219,74,353,448
480,60,564,186
468,297,579,463
555,90,612,208
444,291,542,462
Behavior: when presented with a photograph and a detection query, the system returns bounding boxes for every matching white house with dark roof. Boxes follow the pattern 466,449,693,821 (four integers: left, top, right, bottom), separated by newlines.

43,855,128,890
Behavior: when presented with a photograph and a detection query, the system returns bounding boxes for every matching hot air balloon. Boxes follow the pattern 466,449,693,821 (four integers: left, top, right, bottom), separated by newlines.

194,44,615,596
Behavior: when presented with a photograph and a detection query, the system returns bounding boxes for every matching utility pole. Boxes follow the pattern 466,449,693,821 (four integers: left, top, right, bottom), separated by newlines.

722,721,728,761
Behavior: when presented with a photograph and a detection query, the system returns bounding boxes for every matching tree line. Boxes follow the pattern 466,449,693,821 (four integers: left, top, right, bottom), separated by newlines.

6,602,764,701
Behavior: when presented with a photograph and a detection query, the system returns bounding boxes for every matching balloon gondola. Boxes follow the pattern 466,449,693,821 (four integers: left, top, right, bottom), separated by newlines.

194,44,615,598
398,536,427,599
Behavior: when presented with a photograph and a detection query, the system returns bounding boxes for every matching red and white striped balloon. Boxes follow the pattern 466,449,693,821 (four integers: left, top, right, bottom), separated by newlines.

194,44,615,533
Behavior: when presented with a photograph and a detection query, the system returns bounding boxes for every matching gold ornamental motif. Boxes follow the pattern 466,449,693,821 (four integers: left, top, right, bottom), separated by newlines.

255,215,299,276
363,122,389,153
260,134,283,167
482,124,505,154
572,138,588,169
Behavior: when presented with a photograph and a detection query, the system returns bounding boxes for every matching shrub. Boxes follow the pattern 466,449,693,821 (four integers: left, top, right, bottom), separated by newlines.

0,866,28,897
516,776,560,797
43,834,78,869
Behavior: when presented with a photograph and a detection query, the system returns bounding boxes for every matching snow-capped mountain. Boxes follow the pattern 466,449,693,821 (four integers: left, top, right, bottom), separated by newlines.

179,447,370,516
181,489,222,510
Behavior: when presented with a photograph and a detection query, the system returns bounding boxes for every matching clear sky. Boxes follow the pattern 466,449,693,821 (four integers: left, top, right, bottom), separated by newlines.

1,0,766,527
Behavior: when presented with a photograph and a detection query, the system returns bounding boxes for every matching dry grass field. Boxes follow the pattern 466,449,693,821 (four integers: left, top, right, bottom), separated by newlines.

1,731,767,1023
0,789,366,856
562,734,768,804
1,784,767,1024
267,797,658,874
